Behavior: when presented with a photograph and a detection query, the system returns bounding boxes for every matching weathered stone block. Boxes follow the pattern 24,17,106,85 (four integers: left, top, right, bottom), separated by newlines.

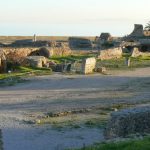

81,57,96,74
98,47,122,60
105,106,150,139
23,56,47,68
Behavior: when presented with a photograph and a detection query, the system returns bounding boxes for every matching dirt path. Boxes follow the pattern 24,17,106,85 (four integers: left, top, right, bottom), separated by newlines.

0,68,150,150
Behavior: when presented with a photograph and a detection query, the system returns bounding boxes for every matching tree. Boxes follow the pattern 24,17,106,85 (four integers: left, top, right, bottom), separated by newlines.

145,21,150,31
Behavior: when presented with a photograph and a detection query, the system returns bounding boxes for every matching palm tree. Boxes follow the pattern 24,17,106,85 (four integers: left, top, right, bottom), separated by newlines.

145,21,150,31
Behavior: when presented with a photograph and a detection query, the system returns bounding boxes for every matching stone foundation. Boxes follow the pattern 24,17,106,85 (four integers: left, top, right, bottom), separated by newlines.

98,47,122,60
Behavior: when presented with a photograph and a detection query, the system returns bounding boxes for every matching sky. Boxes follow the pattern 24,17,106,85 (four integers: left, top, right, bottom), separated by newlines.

0,0,150,36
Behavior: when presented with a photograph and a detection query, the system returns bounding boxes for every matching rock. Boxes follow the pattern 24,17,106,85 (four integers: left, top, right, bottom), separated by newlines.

105,106,150,139
81,57,96,74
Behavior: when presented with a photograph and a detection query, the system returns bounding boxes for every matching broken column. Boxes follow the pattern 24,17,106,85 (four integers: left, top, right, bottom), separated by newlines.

81,57,96,74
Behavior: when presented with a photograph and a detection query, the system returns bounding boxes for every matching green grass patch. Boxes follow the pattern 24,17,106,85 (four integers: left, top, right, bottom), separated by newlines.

0,66,52,86
97,56,150,70
50,54,97,63
73,136,150,150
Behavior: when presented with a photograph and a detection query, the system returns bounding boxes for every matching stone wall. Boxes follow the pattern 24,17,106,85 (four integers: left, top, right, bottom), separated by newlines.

81,57,96,74
49,43,71,56
98,47,122,60
131,47,150,57
0,50,7,73
23,56,48,68
3,45,71,61
105,106,150,139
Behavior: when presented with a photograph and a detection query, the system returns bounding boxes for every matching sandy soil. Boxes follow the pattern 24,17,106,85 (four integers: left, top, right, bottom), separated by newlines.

0,67,150,150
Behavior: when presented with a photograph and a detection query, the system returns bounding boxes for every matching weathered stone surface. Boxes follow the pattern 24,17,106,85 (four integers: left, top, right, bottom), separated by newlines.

0,49,7,73
81,57,96,74
105,106,150,139
49,43,71,56
129,24,144,37
3,43,71,62
131,47,150,57
98,47,122,60
23,56,48,68
3,47,38,58
29,47,51,58
95,33,113,49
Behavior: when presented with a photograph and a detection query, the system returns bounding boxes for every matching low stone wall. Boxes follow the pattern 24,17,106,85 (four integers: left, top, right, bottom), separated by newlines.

98,47,122,60
3,44,71,59
131,48,150,57
3,47,38,56
81,57,96,74
105,106,150,139
23,56,48,68
49,43,71,56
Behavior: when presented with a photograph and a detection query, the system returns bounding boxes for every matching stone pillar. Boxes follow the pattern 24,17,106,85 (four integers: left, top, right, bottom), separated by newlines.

33,34,36,42
81,57,96,74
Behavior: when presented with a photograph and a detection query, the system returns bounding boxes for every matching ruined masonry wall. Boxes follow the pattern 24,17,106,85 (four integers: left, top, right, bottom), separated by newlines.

98,47,122,60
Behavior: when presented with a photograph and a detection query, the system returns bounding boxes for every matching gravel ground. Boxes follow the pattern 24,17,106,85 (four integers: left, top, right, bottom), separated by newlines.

0,67,150,150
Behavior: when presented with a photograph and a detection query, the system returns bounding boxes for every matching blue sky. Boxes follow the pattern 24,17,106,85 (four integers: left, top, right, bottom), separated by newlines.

0,0,149,36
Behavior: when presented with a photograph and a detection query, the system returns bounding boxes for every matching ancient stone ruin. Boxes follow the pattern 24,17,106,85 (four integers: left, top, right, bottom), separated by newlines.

0,49,7,73
131,47,150,57
29,47,51,58
105,106,150,139
98,47,122,60
95,33,113,49
49,42,71,56
69,37,92,49
23,56,48,68
81,57,96,74
129,24,144,37
97,33,112,43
